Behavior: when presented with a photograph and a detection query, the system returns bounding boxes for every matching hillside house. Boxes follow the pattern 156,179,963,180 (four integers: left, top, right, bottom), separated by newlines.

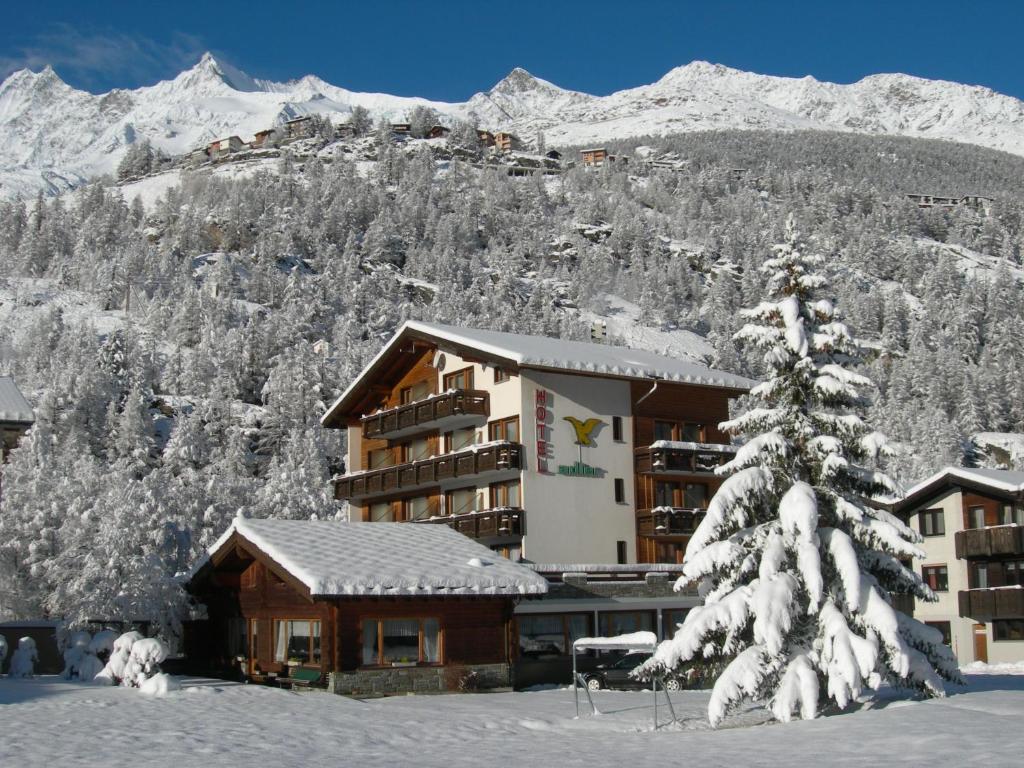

893,467,1024,665
284,116,314,140
907,193,960,209
428,125,451,139
544,149,562,161
493,132,521,154
208,136,244,158
250,128,279,149
477,129,496,147
187,147,210,166
0,377,34,500
391,123,412,136
186,517,547,694
580,148,608,167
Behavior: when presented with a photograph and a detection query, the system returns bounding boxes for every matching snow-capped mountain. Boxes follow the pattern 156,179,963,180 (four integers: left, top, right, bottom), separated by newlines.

6,53,1024,197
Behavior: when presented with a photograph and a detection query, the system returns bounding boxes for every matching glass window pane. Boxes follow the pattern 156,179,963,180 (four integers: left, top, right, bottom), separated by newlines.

653,421,674,442
684,483,707,509
362,620,379,665
505,419,519,443
382,619,420,664
449,488,478,515
519,615,567,659
423,619,440,663
680,423,701,442
655,482,676,508
450,428,476,451
370,503,393,522
969,507,985,528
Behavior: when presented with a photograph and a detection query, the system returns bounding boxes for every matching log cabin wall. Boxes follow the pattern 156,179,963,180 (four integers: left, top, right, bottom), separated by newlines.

630,381,734,446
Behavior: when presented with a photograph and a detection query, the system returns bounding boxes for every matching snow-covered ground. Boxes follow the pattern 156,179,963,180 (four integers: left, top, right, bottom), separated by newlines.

2,668,1022,767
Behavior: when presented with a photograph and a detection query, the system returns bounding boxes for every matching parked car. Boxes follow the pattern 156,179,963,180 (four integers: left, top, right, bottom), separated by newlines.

582,652,686,691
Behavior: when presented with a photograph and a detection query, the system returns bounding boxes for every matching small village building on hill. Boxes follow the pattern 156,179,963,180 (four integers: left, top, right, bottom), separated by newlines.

580,148,608,167
322,321,753,566
476,129,496,147
187,517,547,695
428,125,451,139
0,376,34,499
893,467,1024,664
284,116,314,140
207,136,243,158
250,127,278,149
493,131,521,153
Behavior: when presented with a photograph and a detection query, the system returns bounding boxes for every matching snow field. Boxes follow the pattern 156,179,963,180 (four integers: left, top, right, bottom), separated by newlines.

1,671,1022,767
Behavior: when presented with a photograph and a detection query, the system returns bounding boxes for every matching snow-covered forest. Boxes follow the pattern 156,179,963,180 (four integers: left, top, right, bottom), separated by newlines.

2,127,1024,639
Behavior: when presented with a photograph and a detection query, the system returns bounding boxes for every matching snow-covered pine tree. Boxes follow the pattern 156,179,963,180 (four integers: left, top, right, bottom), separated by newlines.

640,219,960,726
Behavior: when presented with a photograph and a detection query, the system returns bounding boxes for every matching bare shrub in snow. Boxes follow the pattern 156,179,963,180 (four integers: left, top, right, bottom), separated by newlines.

9,636,38,678
638,220,961,726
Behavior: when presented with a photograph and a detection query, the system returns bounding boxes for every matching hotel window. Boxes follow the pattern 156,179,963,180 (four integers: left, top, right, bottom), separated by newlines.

922,565,949,592
493,367,510,384
920,508,945,536
680,423,703,442
967,506,986,529
616,540,627,564
655,481,678,508
612,416,623,442
614,478,626,503
490,480,521,508
361,618,440,666
662,609,689,640
370,502,393,522
443,367,473,391
971,562,989,589
401,437,430,463
653,420,674,442
402,495,432,521
488,416,520,443
273,620,321,666
999,504,1024,526
656,542,686,564
518,614,591,659
683,483,707,509
993,619,1024,642
446,486,480,516
1006,560,1024,587
399,380,431,404
924,621,952,647
367,447,392,469
599,611,655,637
445,427,477,452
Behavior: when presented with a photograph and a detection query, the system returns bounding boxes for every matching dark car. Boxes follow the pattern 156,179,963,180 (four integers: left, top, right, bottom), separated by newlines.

582,652,685,691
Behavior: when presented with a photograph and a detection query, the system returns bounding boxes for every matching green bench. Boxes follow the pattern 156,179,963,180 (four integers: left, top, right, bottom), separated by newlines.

282,667,323,689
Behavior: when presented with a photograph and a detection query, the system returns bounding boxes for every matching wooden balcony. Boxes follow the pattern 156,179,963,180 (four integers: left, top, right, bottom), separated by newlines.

636,507,705,538
334,442,522,500
635,442,737,476
959,588,1024,621
361,389,489,440
954,526,1024,559
409,507,525,541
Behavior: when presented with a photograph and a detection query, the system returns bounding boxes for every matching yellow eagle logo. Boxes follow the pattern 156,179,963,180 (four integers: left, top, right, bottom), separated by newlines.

563,416,603,447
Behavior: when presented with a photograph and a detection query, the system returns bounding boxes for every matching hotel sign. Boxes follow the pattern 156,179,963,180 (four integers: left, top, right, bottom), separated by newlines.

535,389,550,473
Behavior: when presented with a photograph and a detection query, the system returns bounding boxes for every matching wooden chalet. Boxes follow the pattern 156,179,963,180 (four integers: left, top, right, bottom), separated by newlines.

186,517,547,695
284,116,314,140
208,136,244,158
428,125,451,139
250,128,278,148
581,148,608,167
493,131,521,153
476,129,496,147
0,377,33,500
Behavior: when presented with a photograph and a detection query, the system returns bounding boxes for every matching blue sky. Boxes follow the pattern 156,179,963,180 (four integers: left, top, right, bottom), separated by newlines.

2,1,1022,100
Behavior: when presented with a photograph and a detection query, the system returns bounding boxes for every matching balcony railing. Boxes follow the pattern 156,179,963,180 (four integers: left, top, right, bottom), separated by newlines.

636,507,705,538
361,389,489,440
409,507,525,541
635,442,737,476
334,442,522,500
959,587,1024,621
954,526,1024,559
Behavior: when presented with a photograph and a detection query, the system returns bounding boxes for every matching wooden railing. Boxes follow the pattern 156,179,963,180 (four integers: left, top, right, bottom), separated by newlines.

409,508,525,540
636,507,705,537
334,442,522,500
634,443,736,475
959,588,1024,621
955,526,1024,559
361,389,489,439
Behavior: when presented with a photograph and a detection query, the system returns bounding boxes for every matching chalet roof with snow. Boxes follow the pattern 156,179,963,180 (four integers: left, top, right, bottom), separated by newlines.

322,321,754,427
895,467,1024,513
0,377,33,425
194,517,549,597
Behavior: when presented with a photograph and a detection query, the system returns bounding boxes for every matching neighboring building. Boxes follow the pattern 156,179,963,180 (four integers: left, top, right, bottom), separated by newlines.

187,146,210,166
894,467,1024,664
428,125,451,139
186,517,547,694
322,321,753,565
959,194,994,215
493,131,521,153
250,128,279,149
0,376,34,499
208,136,244,158
284,116,315,140
477,129,496,147
544,149,563,161
391,123,412,136
581,148,608,167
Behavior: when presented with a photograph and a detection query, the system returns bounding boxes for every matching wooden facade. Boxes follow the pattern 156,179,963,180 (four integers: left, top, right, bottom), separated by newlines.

187,530,520,689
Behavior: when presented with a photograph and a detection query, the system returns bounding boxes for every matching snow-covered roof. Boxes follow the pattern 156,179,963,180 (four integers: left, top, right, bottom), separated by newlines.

199,517,549,597
0,377,34,424
898,466,1024,511
323,321,754,425
572,631,657,651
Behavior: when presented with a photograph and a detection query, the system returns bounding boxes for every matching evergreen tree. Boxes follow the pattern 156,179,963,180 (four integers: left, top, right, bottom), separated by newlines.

640,222,959,726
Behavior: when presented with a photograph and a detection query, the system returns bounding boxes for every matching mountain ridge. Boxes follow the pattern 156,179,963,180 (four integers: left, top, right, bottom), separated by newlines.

5,53,1024,197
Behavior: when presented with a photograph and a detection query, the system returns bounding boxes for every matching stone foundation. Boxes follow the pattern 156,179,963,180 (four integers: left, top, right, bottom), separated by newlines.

330,663,510,696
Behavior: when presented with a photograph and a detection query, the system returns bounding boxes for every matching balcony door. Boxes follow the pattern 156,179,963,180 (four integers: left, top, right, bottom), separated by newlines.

973,624,988,664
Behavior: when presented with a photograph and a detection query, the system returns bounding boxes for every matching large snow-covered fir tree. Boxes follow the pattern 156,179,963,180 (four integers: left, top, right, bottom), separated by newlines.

641,221,960,726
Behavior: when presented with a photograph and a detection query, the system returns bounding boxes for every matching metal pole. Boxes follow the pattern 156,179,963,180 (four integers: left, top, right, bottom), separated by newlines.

573,645,579,718
654,675,658,730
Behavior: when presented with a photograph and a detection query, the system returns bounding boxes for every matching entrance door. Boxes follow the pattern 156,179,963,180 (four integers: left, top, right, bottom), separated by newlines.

973,623,988,664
